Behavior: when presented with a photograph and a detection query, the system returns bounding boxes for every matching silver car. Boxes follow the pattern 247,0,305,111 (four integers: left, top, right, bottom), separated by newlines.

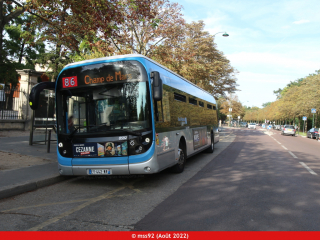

281,125,296,136
248,123,256,129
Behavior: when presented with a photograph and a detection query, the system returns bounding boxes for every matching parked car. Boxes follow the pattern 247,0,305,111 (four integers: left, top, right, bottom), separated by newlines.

248,123,256,129
281,125,296,136
307,128,319,139
274,125,281,130
239,122,247,127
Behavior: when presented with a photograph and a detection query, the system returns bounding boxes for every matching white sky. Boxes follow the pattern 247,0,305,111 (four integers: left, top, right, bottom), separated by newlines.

175,0,320,108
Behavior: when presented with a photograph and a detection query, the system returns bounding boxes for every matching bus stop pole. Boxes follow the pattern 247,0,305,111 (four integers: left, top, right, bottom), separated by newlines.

47,130,51,153
29,110,34,146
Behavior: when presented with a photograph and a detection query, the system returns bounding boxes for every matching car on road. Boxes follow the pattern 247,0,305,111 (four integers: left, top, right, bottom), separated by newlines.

248,123,256,129
307,128,319,139
281,125,296,136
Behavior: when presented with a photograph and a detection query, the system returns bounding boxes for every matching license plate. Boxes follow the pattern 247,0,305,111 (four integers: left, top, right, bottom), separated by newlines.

88,169,112,175
288,129,292,132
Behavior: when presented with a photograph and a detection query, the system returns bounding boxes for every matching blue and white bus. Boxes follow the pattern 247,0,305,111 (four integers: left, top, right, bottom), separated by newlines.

29,54,219,175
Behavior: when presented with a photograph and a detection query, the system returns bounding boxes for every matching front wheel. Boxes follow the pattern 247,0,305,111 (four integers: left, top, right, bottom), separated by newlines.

170,144,186,173
205,135,214,153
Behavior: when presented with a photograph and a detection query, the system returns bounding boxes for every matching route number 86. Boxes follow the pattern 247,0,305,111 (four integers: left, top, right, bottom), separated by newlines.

62,76,78,88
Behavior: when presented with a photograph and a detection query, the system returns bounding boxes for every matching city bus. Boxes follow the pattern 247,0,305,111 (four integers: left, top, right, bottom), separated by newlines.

29,54,219,176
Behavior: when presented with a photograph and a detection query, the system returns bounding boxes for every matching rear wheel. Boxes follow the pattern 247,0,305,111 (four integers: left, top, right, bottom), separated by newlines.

170,143,186,173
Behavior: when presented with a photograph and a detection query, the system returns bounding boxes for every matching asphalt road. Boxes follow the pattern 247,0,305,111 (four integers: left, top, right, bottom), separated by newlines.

0,130,235,231
1,127,320,231
134,128,320,231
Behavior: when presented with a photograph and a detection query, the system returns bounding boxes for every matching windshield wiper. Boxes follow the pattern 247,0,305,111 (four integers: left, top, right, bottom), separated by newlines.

68,125,86,139
67,127,80,139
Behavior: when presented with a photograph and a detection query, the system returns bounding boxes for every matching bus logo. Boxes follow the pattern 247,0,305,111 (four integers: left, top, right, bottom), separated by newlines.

62,76,78,88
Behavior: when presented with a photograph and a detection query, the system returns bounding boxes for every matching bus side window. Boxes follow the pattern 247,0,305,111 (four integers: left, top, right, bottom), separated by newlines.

155,100,163,122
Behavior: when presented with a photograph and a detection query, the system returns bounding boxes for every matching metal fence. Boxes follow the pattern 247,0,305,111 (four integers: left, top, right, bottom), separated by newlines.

0,87,28,120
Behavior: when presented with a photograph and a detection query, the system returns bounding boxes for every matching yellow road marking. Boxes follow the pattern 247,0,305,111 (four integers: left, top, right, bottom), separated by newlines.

1,199,89,213
27,178,142,231
28,186,126,231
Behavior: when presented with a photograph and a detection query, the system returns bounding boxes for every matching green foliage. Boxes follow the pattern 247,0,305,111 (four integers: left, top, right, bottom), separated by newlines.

0,1,45,85
244,70,320,126
262,102,271,108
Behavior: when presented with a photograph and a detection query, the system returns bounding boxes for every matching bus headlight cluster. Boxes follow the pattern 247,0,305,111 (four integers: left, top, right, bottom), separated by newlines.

144,167,151,172
135,145,143,153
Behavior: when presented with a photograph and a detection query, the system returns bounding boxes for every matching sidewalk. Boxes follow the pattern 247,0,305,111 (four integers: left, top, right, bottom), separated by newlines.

0,130,70,200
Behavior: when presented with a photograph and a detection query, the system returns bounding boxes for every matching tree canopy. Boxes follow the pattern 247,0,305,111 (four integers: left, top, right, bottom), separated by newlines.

243,70,320,127
1,0,238,98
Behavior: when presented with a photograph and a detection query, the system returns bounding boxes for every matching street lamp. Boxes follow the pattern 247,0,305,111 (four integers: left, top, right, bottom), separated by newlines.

213,32,229,37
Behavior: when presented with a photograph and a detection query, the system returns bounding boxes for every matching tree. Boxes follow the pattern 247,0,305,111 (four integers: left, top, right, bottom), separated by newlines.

0,0,36,85
218,94,244,120
30,0,156,79
262,102,271,108
5,12,45,67
154,20,238,97
107,0,184,56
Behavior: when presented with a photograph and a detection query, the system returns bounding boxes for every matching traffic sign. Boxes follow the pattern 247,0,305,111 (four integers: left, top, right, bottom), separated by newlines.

311,108,316,113
303,116,307,121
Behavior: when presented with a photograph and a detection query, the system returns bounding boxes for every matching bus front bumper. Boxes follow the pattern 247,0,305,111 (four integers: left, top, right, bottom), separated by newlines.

58,154,160,176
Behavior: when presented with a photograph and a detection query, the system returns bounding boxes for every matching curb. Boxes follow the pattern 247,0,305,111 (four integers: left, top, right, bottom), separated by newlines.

0,175,72,200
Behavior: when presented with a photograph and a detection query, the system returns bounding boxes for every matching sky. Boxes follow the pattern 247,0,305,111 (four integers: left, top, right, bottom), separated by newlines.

175,0,320,108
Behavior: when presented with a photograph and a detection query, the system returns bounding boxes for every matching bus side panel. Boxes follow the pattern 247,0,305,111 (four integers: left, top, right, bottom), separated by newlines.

143,58,218,165
155,131,176,169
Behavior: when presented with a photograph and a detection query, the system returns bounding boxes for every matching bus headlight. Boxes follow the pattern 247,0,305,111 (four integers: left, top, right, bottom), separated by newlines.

144,167,151,172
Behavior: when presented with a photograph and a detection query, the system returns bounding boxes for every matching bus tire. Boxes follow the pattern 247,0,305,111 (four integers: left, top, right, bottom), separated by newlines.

205,134,214,153
170,143,186,173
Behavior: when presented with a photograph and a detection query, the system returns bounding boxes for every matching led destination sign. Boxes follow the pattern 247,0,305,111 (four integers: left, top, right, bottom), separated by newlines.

62,72,133,89
61,61,143,89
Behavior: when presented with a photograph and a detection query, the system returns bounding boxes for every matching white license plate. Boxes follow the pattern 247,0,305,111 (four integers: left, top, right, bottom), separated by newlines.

88,169,112,175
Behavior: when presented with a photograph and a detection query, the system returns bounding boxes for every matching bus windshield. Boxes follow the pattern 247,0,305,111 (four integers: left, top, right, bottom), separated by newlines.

56,61,151,136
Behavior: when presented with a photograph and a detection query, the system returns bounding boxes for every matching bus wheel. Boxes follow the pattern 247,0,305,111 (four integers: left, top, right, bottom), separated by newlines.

205,135,214,153
170,144,186,173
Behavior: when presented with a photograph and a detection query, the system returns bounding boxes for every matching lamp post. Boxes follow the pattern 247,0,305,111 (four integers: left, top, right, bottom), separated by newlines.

213,32,229,37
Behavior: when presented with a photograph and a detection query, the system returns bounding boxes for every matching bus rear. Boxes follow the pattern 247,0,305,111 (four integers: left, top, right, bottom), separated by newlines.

55,59,157,175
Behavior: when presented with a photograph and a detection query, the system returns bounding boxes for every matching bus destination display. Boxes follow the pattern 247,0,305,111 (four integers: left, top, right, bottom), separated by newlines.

62,72,133,89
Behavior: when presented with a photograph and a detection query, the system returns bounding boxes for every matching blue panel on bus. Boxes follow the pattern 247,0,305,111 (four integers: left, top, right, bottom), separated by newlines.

128,142,155,164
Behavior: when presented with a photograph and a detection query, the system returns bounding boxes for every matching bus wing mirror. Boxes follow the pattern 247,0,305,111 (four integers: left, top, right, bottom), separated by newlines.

151,71,162,101
29,82,55,110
